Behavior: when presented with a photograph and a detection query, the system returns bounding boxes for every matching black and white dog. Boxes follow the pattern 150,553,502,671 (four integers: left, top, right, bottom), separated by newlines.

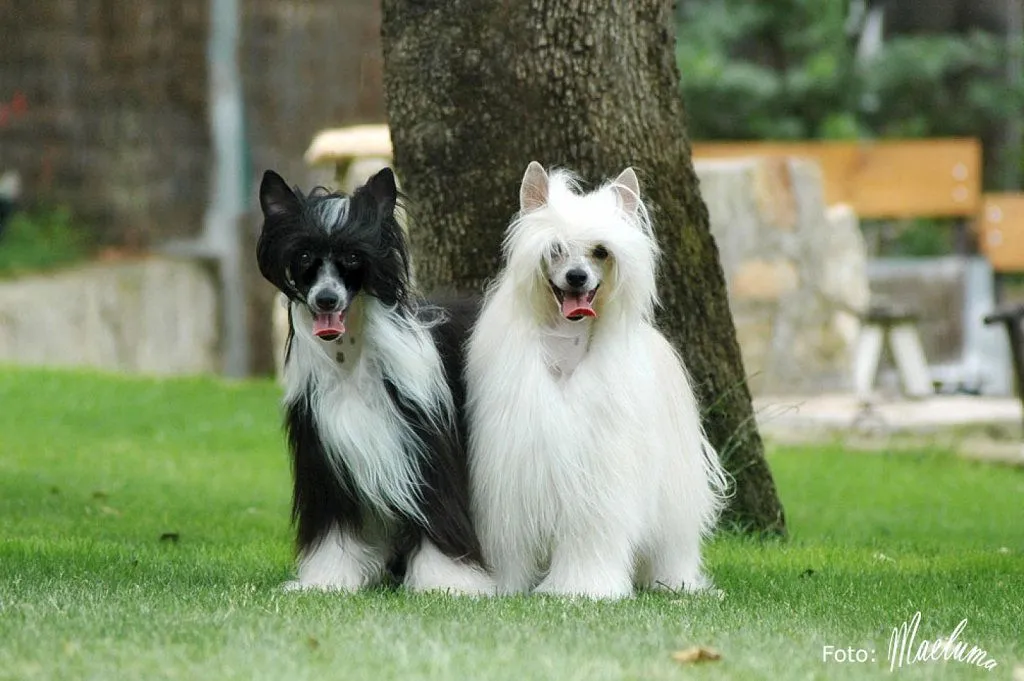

257,167,492,594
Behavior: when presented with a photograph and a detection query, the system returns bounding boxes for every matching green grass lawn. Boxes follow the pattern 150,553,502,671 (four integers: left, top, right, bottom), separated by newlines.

1,367,1021,681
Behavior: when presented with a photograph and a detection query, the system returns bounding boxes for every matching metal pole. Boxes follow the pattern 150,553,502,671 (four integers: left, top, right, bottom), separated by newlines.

206,0,249,376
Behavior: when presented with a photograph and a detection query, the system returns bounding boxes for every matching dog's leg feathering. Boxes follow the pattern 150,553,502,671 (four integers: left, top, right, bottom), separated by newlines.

641,532,714,594
403,538,495,596
487,538,540,596
283,524,388,592
533,528,635,600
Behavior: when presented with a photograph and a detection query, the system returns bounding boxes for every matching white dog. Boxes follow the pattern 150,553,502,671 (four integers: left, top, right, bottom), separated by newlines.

466,162,729,599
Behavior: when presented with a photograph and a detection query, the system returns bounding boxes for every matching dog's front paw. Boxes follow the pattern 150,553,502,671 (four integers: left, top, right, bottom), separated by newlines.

404,540,497,597
681,572,718,596
404,561,497,597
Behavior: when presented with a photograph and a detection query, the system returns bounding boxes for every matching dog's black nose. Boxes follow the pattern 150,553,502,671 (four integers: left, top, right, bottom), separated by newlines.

314,290,340,311
565,268,589,288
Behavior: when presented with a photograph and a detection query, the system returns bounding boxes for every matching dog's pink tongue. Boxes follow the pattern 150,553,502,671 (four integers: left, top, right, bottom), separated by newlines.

313,311,346,339
561,294,597,319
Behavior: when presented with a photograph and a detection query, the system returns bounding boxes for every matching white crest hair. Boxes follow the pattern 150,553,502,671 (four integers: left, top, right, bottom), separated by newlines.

498,168,660,327
466,163,729,599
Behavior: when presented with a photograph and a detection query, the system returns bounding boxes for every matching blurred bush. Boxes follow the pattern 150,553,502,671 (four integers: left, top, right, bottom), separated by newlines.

677,0,1022,144
0,208,88,278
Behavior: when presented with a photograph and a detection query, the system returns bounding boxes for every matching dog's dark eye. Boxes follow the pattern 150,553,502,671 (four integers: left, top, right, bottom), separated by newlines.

339,253,362,270
291,251,319,288
592,245,609,260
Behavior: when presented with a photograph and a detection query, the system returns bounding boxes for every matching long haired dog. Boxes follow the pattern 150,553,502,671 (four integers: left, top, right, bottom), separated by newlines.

257,167,491,594
466,162,729,599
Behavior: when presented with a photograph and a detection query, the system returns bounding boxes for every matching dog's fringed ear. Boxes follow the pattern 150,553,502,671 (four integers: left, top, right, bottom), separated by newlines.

520,161,549,212
612,167,641,217
365,167,398,214
259,170,300,220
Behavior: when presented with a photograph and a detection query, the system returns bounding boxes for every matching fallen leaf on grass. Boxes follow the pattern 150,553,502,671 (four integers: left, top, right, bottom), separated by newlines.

671,646,721,664
306,636,320,651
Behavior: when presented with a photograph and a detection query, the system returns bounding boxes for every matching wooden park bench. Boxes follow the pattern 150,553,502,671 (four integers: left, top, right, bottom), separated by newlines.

694,139,1024,412
692,138,1024,284
984,305,1024,427
978,193,1024,300
978,194,1024,418
691,138,982,221
694,139,985,399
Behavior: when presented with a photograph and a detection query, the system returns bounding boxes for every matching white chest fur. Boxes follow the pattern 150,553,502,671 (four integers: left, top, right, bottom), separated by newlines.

284,300,431,523
540,318,593,379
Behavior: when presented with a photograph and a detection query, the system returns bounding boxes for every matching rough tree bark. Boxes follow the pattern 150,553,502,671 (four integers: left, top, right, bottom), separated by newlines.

381,0,786,535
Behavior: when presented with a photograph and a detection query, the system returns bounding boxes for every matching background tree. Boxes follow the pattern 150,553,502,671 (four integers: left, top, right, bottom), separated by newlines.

381,0,786,534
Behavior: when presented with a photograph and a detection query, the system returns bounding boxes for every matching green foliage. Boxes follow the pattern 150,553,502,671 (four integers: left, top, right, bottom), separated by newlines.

677,0,859,140
863,217,958,258
861,32,1016,139
676,0,1024,146
0,207,89,278
0,367,1022,680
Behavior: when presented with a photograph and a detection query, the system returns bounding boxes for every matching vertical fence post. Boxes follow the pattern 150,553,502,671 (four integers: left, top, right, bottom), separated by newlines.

206,0,249,376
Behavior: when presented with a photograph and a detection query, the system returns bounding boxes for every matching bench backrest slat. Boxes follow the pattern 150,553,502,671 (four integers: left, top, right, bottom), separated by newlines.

692,139,981,219
979,194,1024,273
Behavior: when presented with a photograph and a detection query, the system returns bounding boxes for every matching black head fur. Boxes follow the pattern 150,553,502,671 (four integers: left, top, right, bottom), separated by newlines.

256,168,410,309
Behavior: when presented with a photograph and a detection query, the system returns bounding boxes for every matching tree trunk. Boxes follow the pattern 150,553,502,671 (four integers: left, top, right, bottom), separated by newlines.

381,0,786,535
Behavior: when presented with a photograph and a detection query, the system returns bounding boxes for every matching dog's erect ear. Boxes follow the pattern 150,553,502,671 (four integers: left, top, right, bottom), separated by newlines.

259,170,300,220
365,167,398,213
520,161,549,212
612,167,641,217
